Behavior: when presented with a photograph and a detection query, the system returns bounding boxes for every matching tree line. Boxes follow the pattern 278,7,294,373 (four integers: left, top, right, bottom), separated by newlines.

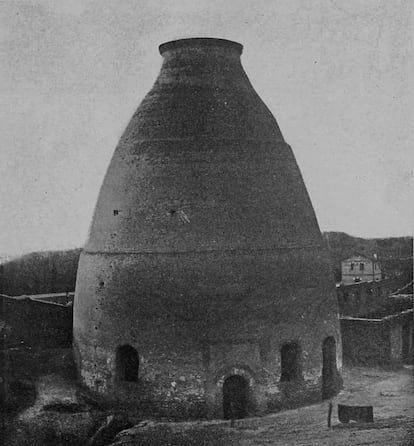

0,249,81,296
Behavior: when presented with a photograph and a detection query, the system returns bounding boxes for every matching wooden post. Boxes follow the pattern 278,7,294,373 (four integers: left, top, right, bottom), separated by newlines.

327,400,333,428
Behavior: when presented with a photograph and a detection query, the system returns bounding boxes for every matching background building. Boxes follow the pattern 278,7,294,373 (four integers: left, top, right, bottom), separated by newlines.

341,254,382,285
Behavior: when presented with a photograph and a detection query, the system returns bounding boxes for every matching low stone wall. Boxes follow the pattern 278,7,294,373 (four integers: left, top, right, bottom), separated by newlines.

0,294,72,349
341,319,389,366
340,311,413,366
336,278,400,317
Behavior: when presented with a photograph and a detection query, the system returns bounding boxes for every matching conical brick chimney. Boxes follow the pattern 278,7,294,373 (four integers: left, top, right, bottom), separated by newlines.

73,38,341,419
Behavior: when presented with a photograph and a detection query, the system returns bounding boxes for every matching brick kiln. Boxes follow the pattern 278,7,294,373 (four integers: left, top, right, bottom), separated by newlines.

73,38,342,419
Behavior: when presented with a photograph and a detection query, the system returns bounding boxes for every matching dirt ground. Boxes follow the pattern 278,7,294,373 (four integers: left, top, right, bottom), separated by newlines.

111,366,414,445
215,366,414,446
2,365,413,445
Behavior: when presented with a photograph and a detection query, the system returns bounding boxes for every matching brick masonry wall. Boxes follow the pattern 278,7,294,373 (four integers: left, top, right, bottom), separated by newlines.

74,247,341,418
73,39,342,419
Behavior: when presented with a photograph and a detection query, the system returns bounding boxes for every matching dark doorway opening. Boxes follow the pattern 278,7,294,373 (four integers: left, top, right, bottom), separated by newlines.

402,320,413,363
223,375,249,419
116,345,139,382
322,336,337,399
280,343,301,382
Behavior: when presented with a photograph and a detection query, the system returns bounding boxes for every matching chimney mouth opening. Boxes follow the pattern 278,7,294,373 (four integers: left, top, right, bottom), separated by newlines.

159,38,243,56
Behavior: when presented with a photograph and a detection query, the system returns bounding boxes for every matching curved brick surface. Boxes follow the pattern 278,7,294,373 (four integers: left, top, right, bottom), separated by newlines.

73,38,341,419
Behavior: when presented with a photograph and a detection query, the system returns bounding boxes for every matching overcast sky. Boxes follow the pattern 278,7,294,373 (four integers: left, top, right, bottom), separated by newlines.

1,0,412,256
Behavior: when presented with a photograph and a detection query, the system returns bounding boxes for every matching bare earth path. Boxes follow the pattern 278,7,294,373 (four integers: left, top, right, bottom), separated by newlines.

221,366,413,446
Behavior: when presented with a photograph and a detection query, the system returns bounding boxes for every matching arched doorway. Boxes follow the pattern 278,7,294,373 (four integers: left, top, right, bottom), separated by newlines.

280,342,302,382
322,336,337,399
223,375,249,419
402,320,413,363
116,345,139,382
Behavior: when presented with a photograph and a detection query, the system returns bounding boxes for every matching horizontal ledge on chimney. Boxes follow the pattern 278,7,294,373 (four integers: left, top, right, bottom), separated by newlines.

159,38,243,56
83,244,326,257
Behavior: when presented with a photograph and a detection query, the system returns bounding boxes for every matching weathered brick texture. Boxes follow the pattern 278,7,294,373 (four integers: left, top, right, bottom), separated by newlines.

73,38,342,419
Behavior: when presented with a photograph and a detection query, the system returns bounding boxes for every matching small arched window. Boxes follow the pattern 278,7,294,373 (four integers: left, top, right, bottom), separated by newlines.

322,336,337,399
116,345,139,382
280,342,302,382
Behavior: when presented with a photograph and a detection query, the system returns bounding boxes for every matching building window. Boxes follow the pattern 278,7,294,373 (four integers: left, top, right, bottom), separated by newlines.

359,263,365,271
350,263,354,271
116,345,139,382
280,343,302,382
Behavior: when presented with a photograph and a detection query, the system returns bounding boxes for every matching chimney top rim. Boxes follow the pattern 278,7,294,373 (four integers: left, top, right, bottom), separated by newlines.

159,38,243,56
